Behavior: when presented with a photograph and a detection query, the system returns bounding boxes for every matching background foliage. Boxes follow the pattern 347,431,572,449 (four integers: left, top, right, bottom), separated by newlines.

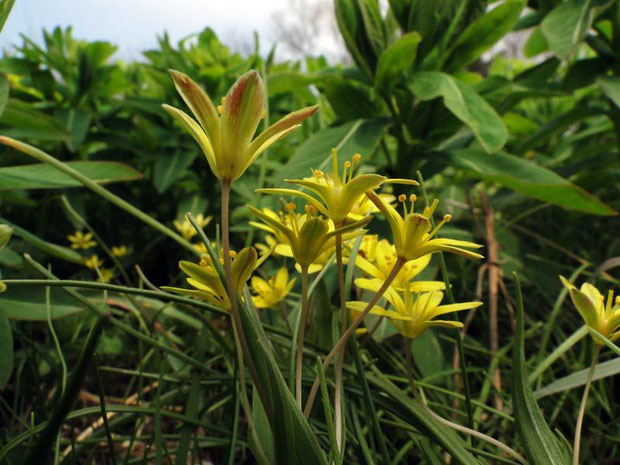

0,0,618,463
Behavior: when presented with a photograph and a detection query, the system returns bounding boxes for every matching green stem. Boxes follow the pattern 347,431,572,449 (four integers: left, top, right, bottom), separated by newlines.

417,170,474,429
529,325,588,384
295,266,310,407
334,231,346,451
405,343,526,464
573,344,601,465
0,137,198,255
303,258,405,418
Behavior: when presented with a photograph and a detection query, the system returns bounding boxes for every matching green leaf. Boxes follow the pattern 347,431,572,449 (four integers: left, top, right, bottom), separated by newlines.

540,0,592,60
446,149,617,216
409,72,507,153
0,0,15,34
597,75,620,109
153,150,197,193
273,118,390,183
0,307,12,388
0,285,98,320
0,99,67,141
237,294,329,465
0,161,143,190
0,224,11,251
375,32,421,90
0,219,84,264
250,389,276,465
0,73,9,118
511,273,572,465
534,358,620,400
523,27,549,57
443,0,526,72
411,329,449,381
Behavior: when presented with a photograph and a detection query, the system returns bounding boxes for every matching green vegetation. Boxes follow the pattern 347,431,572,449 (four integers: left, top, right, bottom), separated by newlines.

0,1,618,464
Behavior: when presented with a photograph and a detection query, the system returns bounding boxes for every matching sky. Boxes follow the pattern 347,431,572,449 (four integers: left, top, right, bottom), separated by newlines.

0,0,292,60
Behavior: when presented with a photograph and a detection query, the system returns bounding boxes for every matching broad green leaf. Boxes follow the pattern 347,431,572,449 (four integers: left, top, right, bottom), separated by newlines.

0,308,12,387
512,274,572,465
0,73,8,117
523,26,549,57
153,150,197,193
0,0,15,34
412,329,449,381
597,75,620,109
273,118,390,183
443,0,526,71
540,0,592,59
250,389,276,465
534,358,620,400
446,149,616,216
237,293,329,465
375,32,421,90
0,99,67,141
0,219,84,264
0,286,95,320
409,72,507,153
323,79,384,121
0,161,143,190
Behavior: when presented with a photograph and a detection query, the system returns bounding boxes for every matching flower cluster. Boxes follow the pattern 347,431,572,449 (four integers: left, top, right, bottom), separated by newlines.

66,229,129,283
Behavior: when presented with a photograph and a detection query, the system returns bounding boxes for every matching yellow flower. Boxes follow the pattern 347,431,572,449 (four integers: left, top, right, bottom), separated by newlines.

111,245,130,257
98,268,115,283
162,247,265,311
349,193,396,221
353,239,445,291
67,231,96,250
173,214,213,241
366,191,484,262
251,208,335,273
163,70,318,184
258,149,416,225
84,254,103,269
560,276,620,344
248,203,369,271
347,279,482,339
251,267,296,309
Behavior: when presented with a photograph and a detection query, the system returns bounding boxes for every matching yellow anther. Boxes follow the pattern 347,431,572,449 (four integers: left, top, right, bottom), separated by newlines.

313,169,324,179
343,161,351,169
444,214,452,222
285,202,297,211
305,205,316,215
219,258,225,265
409,194,417,203
229,250,237,258
353,153,361,162
217,105,223,114
398,194,407,203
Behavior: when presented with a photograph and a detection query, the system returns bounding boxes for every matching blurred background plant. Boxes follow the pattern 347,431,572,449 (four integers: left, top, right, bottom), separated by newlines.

0,0,619,463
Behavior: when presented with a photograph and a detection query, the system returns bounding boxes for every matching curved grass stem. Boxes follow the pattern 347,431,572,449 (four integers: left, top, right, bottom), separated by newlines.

573,344,601,465
404,343,526,464
296,266,310,407
334,231,346,451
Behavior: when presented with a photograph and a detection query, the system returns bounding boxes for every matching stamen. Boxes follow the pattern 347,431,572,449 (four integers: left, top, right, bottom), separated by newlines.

352,153,361,163
428,214,451,239
286,203,299,235
343,160,351,183
398,194,407,216
331,148,339,182
313,169,324,179
305,205,316,215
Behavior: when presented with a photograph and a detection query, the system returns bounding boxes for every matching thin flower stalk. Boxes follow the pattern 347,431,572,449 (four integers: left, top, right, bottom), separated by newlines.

573,344,601,465
296,266,310,407
304,257,406,418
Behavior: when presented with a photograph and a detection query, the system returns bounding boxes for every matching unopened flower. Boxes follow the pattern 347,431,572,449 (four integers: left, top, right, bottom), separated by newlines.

258,149,416,225
163,70,318,184
560,276,620,343
173,214,213,240
366,191,483,262
248,203,369,271
251,267,296,309
68,231,96,250
162,247,267,310
347,279,482,339
84,254,103,269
